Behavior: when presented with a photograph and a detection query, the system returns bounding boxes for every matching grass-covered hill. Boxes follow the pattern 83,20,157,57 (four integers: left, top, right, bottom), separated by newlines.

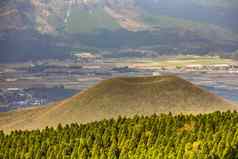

0,76,235,131
1,111,238,158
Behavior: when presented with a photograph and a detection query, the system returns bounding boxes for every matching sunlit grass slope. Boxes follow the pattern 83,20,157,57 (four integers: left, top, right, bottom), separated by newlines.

0,76,235,131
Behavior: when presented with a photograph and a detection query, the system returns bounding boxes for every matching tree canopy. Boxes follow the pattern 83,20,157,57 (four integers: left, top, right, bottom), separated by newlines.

1,111,238,158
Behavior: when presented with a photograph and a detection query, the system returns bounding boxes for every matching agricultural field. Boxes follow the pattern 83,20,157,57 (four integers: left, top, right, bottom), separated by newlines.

126,55,235,69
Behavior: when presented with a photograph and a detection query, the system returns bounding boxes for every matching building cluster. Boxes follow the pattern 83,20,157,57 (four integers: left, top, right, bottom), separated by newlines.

72,52,101,63
184,64,238,71
0,89,47,111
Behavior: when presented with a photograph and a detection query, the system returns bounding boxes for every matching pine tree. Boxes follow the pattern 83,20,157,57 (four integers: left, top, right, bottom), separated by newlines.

79,148,89,159
108,142,119,159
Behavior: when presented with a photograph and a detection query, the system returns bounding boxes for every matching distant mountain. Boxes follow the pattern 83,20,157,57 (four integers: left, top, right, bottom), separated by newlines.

0,0,238,62
0,0,34,32
0,0,137,33
137,0,238,33
1,0,237,33
0,76,234,131
0,30,71,62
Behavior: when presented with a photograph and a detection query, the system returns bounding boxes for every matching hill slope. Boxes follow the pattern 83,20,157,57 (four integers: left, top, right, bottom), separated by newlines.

0,76,235,131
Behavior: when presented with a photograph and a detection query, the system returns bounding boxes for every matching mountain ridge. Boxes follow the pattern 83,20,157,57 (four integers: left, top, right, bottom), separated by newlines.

1,0,238,33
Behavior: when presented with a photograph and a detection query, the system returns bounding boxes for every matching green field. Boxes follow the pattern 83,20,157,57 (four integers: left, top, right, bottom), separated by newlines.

127,56,234,68
156,56,233,67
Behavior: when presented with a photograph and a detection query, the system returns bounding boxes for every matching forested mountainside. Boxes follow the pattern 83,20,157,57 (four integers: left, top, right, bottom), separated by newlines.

1,111,238,158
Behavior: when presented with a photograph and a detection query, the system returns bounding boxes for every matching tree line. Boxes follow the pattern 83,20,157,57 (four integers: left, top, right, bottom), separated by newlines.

1,111,238,158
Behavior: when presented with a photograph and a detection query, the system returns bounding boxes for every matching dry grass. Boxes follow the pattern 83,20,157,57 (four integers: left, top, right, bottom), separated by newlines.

0,76,235,132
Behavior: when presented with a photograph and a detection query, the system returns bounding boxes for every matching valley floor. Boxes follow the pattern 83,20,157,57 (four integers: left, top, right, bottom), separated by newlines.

0,55,238,111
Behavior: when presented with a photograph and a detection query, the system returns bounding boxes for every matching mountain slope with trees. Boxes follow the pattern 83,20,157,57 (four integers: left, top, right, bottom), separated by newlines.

1,111,238,158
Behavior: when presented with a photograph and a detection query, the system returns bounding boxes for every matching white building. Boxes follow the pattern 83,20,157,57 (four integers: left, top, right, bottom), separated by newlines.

185,64,204,70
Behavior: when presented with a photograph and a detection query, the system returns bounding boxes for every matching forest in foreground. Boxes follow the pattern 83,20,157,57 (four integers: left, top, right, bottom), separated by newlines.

1,111,238,159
